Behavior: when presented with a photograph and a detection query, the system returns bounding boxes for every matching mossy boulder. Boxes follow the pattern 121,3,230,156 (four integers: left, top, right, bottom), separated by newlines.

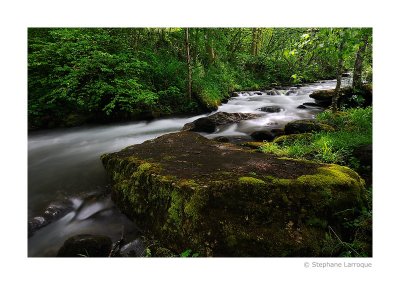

250,130,275,142
284,120,334,135
101,132,366,257
309,85,372,108
273,133,313,145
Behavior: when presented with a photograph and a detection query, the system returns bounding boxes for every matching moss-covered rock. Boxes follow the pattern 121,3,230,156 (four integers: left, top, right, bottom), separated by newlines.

284,120,334,135
309,85,372,108
101,131,366,257
273,133,313,145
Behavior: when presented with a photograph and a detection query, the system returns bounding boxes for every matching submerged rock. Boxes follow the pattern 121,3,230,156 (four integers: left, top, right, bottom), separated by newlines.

284,120,334,135
57,234,112,257
182,112,261,133
101,132,366,257
250,130,275,142
258,106,283,113
28,198,74,237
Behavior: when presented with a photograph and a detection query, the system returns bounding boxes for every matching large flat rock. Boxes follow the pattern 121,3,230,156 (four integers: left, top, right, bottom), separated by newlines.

101,131,366,257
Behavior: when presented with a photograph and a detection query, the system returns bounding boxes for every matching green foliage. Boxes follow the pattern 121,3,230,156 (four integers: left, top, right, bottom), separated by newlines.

28,28,373,129
261,107,372,165
180,249,199,257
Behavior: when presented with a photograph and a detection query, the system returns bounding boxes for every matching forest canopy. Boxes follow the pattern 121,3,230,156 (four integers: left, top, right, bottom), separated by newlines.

28,28,372,129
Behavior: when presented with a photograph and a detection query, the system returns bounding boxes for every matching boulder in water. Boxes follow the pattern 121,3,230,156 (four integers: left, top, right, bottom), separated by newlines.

28,198,75,237
28,216,48,237
265,89,280,96
258,106,283,113
101,131,366,257
303,102,323,108
250,130,275,142
57,234,112,257
182,112,261,133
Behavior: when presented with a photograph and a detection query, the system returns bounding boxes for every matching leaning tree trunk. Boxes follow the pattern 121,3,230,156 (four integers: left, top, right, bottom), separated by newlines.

352,33,369,91
185,28,192,100
332,38,346,113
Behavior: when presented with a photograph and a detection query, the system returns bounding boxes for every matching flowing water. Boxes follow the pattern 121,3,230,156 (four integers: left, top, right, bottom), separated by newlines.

28,79,349,256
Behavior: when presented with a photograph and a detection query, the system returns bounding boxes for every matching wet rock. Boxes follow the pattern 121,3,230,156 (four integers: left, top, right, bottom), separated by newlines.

43,199,74,220
101,131,366,257
250,130,275,142
254,91,263,95
285,89,297,96
297,105,307,109
231,92,240,97
271,128,285,137
120,239,146,257
303,102,323,108
28,198,75,237
28,216,48,237
258,106,283,113
284,120,334,135
57,234,112,257
309,87,357,108
265,89,280,96
213,136,230,143
182,112,262,133
182,117,216,133
342,72,351,77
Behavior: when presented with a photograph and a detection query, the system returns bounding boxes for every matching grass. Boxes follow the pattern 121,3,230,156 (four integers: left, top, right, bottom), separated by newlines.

261,107,372,165
261,107,372,257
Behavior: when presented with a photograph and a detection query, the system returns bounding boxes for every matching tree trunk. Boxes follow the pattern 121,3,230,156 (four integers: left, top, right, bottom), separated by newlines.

332,37,346,113
205,29,216,65
185,28,192,100
251,28,258,56
352,32,369,90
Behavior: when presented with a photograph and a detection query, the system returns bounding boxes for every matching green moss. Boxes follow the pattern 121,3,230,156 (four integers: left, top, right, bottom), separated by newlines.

240,141,265,149
238,176,266,185
273,133,313,145
168,189,184,226
101,131,368,257
297,165,365,191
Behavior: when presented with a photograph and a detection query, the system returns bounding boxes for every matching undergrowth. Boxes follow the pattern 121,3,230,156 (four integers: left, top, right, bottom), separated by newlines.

261,107,372,257
261,107,372,165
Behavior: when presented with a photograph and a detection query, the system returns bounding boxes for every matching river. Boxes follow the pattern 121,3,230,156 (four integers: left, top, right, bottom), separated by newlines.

28,79,348,256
